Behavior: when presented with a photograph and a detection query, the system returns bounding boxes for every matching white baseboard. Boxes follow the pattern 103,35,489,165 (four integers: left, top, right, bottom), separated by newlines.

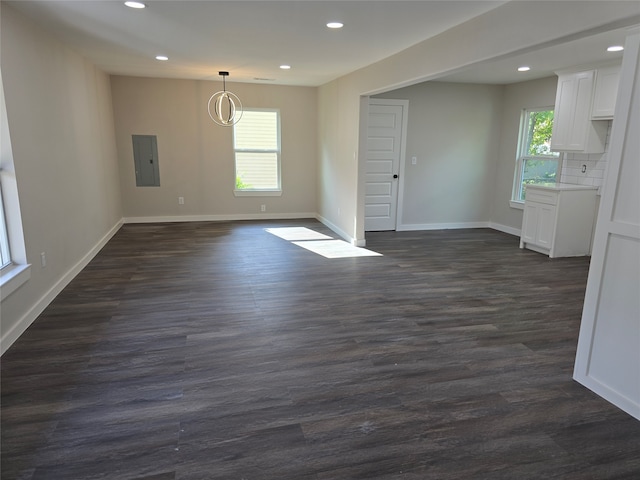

1,215,522,355
396,221,521,238
574,373,640,421
125,213,368,246
397,221,491,231
488,222,521,237
123,213,317,224
0,219,124,356
315,214,365,246
124,215,521,244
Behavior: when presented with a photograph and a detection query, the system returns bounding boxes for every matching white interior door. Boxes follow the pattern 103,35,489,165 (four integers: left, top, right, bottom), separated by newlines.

365,101,405,231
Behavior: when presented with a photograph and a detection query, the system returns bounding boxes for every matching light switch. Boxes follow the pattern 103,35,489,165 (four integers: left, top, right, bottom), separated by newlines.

411,156,417,165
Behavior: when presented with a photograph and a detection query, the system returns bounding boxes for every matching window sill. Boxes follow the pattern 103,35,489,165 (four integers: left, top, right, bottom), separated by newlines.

0,263,31,301
510,200,524,210
234,190,282,197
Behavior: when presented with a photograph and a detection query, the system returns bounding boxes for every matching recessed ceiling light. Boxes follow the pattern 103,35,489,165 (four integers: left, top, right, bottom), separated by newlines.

327,22,344,29
124,1,146,8
518,66,531,72
607,45,624,52
155,55,169,61
280,65,291,70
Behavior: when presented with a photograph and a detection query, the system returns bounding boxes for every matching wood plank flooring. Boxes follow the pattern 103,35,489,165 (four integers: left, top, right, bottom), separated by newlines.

2,220,639,479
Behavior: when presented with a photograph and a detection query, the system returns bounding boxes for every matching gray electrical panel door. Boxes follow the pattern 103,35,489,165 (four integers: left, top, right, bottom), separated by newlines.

132,135,160,186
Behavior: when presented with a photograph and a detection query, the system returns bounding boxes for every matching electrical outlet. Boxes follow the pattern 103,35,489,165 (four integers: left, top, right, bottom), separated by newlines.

178,196,184,205
40,252,46,268
260,204,266,212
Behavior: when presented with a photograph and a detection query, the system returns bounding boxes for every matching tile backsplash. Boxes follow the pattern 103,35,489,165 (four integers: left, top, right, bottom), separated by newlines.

560,121,612,192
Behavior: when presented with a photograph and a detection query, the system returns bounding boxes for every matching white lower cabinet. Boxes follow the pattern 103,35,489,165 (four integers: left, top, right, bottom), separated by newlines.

522,201,556,249
519,184,598,258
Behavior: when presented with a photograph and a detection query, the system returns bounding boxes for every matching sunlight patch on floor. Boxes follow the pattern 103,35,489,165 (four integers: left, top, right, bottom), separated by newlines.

292,240,382,258
266,227,382,258
265,227,332,241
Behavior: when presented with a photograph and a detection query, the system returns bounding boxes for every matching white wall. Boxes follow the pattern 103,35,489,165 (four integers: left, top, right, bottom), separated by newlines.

373,78,560,235
491,76,558,231
317,77,361,242
110,76,317,221
374,82,504,229
317,1,640,245
0,4,123,352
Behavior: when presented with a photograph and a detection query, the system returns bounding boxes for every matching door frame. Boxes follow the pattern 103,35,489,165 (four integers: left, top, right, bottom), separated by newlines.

361,97,409,235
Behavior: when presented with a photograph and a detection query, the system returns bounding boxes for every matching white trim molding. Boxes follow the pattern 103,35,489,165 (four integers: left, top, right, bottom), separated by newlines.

124,213,316,224
573,30,640,421
233,190,282,197
489,222,521,237
1,219,123,355
2,214,528,356
0,263,31,301
397,221,491,232
316,214,364,246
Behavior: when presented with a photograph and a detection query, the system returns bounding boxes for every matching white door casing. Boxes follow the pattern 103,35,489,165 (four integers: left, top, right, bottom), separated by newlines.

365,99,407,231
573,31,640,420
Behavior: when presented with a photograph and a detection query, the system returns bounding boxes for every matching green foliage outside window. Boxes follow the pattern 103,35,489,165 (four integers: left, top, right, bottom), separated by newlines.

517,109,560,201
526,110,555,156
236,175,252,190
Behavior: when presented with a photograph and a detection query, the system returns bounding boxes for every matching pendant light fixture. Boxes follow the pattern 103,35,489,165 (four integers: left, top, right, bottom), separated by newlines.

208,71,243,126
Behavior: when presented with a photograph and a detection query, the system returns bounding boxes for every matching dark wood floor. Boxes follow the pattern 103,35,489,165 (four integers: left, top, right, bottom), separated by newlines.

2,220,639,480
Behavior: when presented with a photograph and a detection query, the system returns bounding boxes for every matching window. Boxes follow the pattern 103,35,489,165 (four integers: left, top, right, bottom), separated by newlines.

1,70,30,302
512,108,560,203
233,109,281,196
0,175,30,302
0,186,10,270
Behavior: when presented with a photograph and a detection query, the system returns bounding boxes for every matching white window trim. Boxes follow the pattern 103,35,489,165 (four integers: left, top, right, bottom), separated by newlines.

511,107,561,207
233,108,282,197
0,175,30,300
1,71,30,300
234,189,283,197
0,184,11,269
0,263,31,301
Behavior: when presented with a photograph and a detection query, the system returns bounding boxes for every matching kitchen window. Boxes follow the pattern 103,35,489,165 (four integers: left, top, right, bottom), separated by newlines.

233,109,281,196
512,108,560,204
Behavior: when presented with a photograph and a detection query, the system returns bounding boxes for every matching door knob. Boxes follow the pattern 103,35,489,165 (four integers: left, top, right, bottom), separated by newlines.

393,174,398,179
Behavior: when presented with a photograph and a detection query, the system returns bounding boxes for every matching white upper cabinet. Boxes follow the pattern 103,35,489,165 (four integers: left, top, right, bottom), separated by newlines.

591,64,621,119
551,70,608,153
